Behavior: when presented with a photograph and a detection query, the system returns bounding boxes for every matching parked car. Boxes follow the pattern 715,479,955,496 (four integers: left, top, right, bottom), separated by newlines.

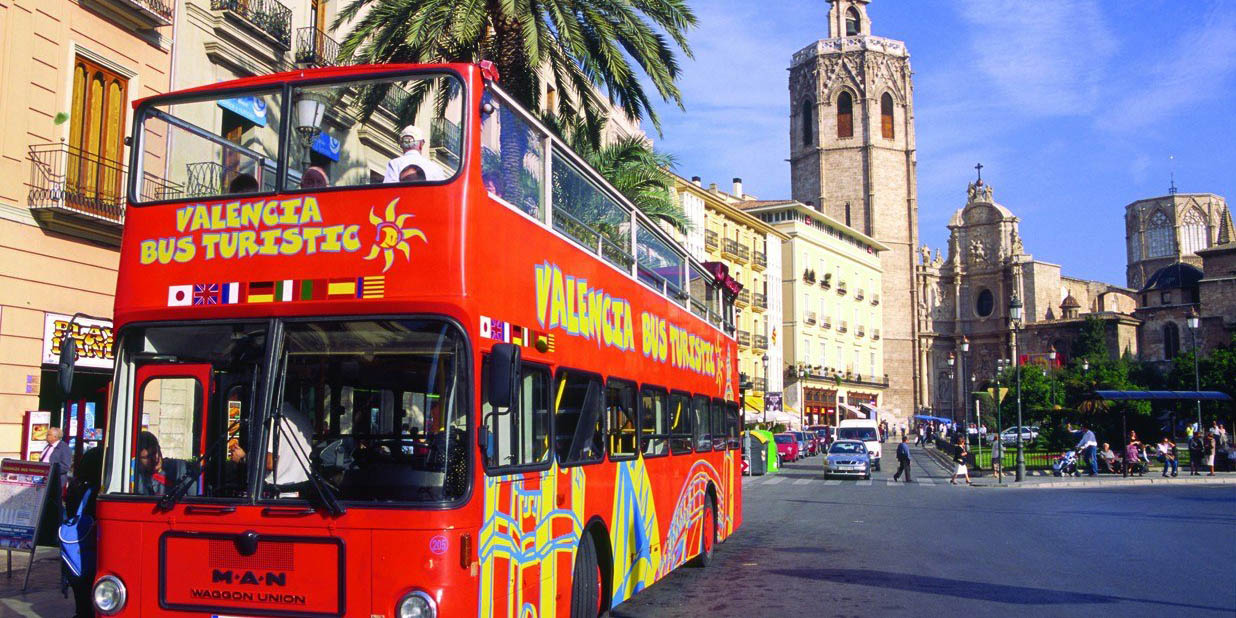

824,439,871,480
774,433,800,463
837,419,881,470
998,426,1039,445
793,431,816,456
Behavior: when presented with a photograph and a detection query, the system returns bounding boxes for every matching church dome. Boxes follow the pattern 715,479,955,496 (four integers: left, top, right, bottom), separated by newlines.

1140,262,1203,292
1060,293,1080,309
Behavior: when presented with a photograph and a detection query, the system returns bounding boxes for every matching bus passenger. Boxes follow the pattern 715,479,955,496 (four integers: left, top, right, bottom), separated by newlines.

383,125,446,183
134,431,192,496
228,173,259,194
399,165,426,182
229,401,312,493
301,165,329,188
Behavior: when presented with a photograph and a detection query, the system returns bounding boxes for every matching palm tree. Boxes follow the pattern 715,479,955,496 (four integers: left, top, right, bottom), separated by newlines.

333,0,697,134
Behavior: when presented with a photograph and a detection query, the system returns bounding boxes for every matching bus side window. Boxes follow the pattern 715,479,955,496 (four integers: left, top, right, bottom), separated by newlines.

555,369,605,466
606,379,638,461
640,387,669,457
668,391,692,455
483,359,551,472
710,399,727,451
727,403,741,450
691,395,711,453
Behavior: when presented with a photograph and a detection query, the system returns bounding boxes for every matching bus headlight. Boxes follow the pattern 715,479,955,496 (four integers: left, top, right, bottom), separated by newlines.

397,590,437,618
93,575,127,615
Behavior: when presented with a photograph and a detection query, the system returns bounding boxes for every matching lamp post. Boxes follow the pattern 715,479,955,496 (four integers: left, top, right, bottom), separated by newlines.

1048,346,1058,410
971,372,979,464
1010,294,1025,482
947,352,956,427
293,90,330,167
962,338,970,444
1187,309,1202,433
761,354,770,425
995,358,1008,484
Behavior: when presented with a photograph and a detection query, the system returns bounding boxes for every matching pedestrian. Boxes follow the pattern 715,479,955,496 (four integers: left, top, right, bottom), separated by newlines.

991,435,1003,482
1188,430,1204,476
1157,436,1178,477
61,446,102,618
1075,423,1098,476
915,425,924,446
893,435,912,483
950,440,971,485
1125,433,1144,476
1204,433,1216,476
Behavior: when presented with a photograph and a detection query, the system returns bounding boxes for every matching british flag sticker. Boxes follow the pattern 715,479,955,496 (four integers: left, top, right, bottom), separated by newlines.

479,316,511,342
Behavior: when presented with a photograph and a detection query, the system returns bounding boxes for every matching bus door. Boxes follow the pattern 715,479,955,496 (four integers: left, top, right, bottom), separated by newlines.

131,363,210,496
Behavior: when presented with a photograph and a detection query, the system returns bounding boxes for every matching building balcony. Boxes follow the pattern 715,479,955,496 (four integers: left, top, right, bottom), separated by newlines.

820,317,831,330
737,330,751,348
736,289,751,307
838,321,848,333
754,334,768,350
837,281,848,296
872,294,880,306
295,26,340,66
804,311,817,325
873,329,881,340
722,238,748,263
92,0,174,28
431,118,462,168
855,289,864,301
753,292,767,312
856,327,865,338
211,0,293,48
752,251,767,271
705,229,718,251
803,269,816,284
820,274,831,289
753,377,767,393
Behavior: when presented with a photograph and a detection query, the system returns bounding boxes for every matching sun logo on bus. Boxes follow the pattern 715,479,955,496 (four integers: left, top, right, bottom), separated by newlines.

364,198,426,272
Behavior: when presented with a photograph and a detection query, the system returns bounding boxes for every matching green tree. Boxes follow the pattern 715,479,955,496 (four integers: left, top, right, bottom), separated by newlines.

1168,333,1236,422
334,0,697,133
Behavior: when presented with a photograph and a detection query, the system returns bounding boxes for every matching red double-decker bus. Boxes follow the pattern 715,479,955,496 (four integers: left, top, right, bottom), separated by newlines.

89,62,742,617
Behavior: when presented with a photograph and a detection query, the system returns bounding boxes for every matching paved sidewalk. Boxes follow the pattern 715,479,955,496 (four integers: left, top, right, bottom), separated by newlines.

917,443,1236,489
0,548,75,617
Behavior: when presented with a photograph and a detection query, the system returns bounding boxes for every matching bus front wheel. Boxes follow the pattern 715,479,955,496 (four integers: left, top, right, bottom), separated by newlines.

571,533,604,618
689,498,717,568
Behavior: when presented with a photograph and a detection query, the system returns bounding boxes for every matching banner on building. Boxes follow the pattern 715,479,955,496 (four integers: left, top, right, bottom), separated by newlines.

764,392,782,413
42,313,114,370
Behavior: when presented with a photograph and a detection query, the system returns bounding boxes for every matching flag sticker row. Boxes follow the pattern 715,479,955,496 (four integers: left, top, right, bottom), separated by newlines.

167,276,386,306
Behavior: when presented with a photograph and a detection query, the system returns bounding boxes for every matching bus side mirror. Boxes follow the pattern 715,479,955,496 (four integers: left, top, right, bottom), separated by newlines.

58,337,77,396
487,343,520,410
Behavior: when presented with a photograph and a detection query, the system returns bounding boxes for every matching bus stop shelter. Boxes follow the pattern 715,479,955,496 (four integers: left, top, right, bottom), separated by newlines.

1094,390,1233,476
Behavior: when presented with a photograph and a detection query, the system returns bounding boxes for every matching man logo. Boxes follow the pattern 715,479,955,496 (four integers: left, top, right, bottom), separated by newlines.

212,569,287,586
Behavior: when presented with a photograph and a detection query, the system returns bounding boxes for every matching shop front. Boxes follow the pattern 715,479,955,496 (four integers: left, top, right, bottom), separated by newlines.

803,386,837,426
36,313,113,461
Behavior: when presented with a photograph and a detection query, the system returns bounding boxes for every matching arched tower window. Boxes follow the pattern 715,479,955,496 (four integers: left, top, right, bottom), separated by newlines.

1145,210,1175,258
845,7,861,36
837,91,853,139
880,93,894,139
801,99,814,147
1180,208,1208,255
1162,322,1180,360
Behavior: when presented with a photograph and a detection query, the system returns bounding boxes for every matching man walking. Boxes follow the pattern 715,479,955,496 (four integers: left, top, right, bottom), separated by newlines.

1075,423,1099,477
892,435,912,483
991,434,1003,483
1188,430,1204,476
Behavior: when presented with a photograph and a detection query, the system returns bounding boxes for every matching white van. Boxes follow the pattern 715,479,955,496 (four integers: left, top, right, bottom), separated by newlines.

837,419,881,470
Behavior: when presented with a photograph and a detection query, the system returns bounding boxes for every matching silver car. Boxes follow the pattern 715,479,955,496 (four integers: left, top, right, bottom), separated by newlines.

824,440,871,480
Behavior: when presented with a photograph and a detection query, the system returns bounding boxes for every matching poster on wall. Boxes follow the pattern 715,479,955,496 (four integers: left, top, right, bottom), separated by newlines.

22,411,51,461
41,313,114,370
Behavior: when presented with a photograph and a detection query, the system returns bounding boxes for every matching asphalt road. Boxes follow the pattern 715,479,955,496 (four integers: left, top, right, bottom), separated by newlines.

612,446,1236,618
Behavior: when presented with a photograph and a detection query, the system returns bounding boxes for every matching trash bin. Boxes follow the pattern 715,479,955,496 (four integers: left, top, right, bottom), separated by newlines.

744,431,767,476
751,429,778,473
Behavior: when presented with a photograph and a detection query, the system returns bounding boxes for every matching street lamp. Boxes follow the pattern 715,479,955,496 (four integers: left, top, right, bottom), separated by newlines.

1009,293,1026,482
1187,309,1202,434
947,352,956,427
961,338,970,445
761,353,770,424
995,358,1008,484
1048,346,1058,410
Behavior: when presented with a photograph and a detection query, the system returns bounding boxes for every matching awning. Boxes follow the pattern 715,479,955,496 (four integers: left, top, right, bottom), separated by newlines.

839,403,866,418
861,403,888,420
1095,390,1233,401
744,394,764,413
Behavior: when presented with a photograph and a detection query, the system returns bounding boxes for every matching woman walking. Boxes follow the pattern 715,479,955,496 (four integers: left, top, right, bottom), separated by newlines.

950,439,972,485
1204,433,1217,476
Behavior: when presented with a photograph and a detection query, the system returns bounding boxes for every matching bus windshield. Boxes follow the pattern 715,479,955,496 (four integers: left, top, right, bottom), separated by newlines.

103,318,470,505
134,71,464,203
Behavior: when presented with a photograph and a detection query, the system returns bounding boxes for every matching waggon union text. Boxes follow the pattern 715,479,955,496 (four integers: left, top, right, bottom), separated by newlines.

190,589,307,605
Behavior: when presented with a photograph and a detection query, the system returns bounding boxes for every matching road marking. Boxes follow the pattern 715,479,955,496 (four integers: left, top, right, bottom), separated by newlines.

793,478,811,485
886,478,900,486
857,479,872,487
764,476,785,485
824,480,842,486
918,478,935,485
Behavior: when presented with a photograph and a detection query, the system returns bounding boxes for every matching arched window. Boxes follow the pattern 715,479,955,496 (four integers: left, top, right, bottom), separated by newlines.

1179,208,1208,255
1162,322,1180,360
880,93,894,139
801,99,814,147
837,91,853,139
845,7,861,36
1145,210,1175,258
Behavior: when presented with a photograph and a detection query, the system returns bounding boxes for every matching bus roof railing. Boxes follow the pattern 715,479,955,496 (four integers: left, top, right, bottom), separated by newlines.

1094,390,1233,401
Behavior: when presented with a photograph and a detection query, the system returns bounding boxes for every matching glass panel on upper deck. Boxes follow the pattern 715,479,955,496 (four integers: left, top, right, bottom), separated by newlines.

480,92,545,218
551,149,633,270
139,90,284,201
285,73,463,190
636,222,686,304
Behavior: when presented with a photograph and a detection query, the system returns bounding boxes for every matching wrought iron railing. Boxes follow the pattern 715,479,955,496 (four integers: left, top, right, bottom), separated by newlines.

754,334,768,350
805,311,817,325
705,229,718,251
753,377,767,393
28,142,126,222
295,26,340,66
752,251,766,269
754,292,767,310
431,117,462,166
736,289,751,306
211,0,292,48
737,330,751,347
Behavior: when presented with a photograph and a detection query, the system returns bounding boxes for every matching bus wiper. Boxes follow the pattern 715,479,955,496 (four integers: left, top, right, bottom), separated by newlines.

158,421,239,511
275,417,346,517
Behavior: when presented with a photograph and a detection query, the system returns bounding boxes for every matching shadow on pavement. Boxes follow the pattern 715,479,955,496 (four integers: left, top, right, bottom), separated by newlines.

768,567,1231,612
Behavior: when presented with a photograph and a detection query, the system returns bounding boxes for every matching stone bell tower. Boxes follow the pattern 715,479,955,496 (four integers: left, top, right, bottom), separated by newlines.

788,0,921,421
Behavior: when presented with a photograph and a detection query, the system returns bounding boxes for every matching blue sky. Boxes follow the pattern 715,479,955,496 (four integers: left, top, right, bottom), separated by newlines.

647,0,1236,285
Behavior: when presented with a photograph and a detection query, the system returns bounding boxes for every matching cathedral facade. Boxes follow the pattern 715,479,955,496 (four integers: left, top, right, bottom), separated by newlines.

916,181,1140,421
789,0,919,421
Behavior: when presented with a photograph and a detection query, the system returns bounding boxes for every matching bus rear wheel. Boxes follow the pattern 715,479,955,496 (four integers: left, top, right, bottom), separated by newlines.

689,498,716,568
571,533,605,618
